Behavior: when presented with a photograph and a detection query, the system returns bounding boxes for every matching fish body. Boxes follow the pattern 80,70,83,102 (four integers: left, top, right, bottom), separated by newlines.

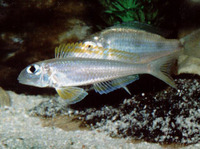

18,22,200,104
19,58,147,88
82,25,183,63
18,45,176,104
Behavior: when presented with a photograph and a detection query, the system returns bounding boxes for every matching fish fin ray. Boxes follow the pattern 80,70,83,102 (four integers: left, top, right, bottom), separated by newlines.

123,86,131,95
93,75,139,94
56,86,88,104
55,42,139,63
112,21,171,37
150,54,178,89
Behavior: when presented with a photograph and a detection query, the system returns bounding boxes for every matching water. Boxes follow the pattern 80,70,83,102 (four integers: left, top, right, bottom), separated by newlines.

0,0,200,147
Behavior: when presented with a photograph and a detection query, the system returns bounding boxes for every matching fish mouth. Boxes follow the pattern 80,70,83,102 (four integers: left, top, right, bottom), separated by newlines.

17,75,29,85
17,73,23,83
17,71,25,82
17,70,31,85
17,75,36,87
17,78,26,84
17,69,47,88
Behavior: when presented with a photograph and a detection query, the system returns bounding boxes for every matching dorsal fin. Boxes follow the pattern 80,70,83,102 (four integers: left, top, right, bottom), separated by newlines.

111,21,171,37
55,42,140,63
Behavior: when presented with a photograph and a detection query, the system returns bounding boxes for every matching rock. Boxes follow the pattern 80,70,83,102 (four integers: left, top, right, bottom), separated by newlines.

54,1,87,16
41,115,88,131
178,55,200,75
0,91,167,149
0,87,11,107
29,98,70,117
0,32,24,61
19,0,56,9
58,19,91,43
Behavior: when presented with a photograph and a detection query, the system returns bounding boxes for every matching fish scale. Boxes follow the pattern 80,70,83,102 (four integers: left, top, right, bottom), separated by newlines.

44,58,140,87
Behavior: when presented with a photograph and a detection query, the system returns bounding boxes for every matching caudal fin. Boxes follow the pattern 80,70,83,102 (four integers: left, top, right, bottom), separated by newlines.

149,54,178,89
180,29,200,58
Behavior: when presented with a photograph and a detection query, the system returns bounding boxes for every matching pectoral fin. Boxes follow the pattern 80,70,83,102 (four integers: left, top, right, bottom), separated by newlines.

56,87,88,104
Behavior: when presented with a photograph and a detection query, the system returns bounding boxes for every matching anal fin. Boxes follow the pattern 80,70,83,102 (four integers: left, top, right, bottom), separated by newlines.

93,75,139,94
56,86,88,104
122,86,131,95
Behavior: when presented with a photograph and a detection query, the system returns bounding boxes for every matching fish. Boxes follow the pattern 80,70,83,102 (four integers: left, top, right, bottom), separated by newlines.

81,22,200,62
17,22,200,104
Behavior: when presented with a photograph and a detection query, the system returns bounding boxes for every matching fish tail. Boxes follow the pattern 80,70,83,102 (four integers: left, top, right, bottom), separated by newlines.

149,54,178,89
180,29,200,58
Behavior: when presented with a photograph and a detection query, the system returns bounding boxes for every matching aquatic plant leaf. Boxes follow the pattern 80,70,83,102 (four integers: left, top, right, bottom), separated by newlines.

105,10,113,14
112,1,126,11
98,0,165,26
130,0,140,8
152,10,158,20
138,9,145,22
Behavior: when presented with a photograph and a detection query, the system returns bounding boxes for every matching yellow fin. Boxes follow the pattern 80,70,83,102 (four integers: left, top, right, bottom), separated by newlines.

56,86,88,104
54,42,139,63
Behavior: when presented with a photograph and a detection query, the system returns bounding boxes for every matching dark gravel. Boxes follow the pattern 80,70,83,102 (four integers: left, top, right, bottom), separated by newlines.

78,76,200,145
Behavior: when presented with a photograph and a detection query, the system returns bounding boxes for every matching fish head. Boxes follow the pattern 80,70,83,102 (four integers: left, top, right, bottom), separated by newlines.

83,33,105,48
82,31,112,49
18,62,49,88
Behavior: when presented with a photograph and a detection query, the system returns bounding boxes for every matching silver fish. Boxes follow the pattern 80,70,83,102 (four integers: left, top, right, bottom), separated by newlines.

18,23,200,104
82,22,200,62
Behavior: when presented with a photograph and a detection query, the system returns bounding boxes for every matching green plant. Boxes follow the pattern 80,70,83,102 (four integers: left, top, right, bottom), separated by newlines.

99,0,168,26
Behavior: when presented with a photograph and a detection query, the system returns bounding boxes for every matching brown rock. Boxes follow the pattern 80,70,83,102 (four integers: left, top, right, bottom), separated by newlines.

19,0,56,9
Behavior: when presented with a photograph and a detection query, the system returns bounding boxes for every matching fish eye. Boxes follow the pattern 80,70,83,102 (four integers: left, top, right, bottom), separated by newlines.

84,41,96,48
29,65,36,73
27,64,41,75
87,45,91,48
